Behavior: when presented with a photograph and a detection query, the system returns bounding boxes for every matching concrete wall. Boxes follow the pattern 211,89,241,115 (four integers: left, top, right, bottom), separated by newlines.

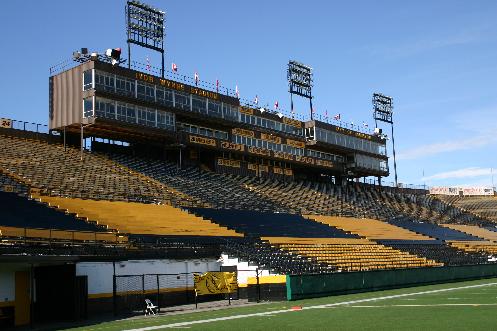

76,258,220,297
219,254,276,286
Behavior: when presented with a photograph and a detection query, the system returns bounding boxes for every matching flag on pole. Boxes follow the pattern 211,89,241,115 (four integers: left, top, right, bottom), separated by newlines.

216,79,219,92
235,85,239,98
254,95,259,105
274,101,279,109
171,63,178,72
194,72,199,86
334,113,341,121
325,109,328,118
146,57,151,71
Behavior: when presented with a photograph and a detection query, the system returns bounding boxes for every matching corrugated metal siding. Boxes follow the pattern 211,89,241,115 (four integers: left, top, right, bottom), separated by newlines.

50,62,93,130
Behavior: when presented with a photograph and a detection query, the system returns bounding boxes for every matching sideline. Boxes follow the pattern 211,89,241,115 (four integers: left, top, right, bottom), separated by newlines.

123,281,497,330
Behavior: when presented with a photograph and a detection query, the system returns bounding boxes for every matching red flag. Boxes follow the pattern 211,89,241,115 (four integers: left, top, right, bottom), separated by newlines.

171,63,178,72
334,113,341,121
274,101,279,109
146,57,151,71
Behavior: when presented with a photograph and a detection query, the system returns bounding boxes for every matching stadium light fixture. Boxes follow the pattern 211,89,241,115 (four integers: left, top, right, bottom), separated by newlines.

288,60,314,120
105,48,122,66
126,0,166,77
373,93,398,187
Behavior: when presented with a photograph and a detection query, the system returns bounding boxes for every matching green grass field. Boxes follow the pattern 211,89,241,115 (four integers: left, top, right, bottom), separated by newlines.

70,278,497,331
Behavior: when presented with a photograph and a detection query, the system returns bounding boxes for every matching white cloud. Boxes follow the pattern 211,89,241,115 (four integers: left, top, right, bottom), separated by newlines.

398,105,497,161
366,26,489,59
422,167,493,181
397,134,496,160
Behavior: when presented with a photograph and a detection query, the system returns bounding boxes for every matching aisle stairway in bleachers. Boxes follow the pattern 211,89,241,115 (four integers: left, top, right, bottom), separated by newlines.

222,237,332,275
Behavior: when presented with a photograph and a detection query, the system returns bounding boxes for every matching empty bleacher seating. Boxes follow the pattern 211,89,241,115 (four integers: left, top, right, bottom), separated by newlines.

441,224,497,242
387,217,484,241
104,152,289,212
265,238,442,272
189,208,359,238
0,191,102,232
0,133,200,206
307,215,434,240
449,241,497,255
36,195,242,237
378,240,490,266
437,195,497,222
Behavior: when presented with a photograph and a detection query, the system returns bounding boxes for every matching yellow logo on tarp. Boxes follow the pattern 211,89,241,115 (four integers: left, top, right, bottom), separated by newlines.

193,272,238,295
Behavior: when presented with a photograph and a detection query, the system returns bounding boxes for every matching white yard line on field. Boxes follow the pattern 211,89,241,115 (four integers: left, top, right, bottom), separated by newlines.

123,282,497,331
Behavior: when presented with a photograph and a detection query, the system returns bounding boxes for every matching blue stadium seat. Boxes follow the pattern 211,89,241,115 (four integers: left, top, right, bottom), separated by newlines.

387,217,483,241
0,192,103,232
189,208,359,238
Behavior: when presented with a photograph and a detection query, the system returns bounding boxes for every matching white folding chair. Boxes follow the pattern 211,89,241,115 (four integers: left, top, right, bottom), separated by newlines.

145,298,158,316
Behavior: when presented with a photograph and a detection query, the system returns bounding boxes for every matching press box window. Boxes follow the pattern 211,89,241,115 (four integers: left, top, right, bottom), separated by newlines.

83,97,94,117
83,70,93,91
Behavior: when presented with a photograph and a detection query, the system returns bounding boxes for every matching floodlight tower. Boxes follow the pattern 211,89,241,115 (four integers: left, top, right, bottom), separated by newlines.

373,93,398,187
287,61,314,119
126,0,166,77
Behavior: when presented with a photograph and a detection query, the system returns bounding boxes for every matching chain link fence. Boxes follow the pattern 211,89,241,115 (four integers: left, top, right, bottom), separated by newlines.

113,270,260,316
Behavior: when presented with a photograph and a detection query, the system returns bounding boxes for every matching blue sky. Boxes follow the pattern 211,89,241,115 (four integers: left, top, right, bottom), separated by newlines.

0,0,496,188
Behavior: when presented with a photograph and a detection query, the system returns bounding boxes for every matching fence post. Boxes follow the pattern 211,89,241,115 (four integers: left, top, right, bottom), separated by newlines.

156,274,160,313
256,268,260,303
142,275,145,315
112,262,117,316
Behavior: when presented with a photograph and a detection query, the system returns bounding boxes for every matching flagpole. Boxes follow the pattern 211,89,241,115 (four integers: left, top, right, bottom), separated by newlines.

492,168,495,191
309,97,314,121
391,123,398,187
290,93,294,118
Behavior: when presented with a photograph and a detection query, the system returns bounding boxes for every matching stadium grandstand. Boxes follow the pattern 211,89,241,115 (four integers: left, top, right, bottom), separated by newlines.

1,1,497,329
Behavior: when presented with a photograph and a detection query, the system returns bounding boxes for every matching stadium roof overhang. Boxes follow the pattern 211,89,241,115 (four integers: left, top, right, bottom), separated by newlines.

58,117,177,145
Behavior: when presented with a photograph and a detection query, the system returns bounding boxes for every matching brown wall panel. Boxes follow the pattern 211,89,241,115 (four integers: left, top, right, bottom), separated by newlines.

50,62,93,130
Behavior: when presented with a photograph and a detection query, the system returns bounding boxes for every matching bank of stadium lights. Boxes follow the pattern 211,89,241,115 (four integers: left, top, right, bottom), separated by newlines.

373,93,398,187
287,60,314,120
105,48,122,65
126,0,165,77
72,47,124,67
